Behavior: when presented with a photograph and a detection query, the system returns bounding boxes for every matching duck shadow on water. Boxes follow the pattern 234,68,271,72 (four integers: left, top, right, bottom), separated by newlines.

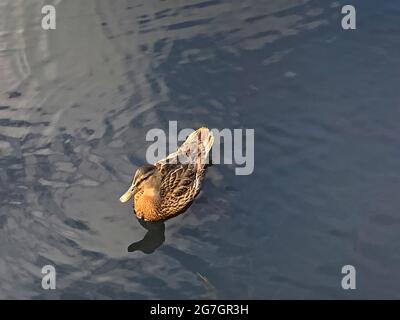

127,198,198,254
127,218,166,254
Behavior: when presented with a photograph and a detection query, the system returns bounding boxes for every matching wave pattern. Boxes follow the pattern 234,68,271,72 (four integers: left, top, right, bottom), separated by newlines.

1,0,400,298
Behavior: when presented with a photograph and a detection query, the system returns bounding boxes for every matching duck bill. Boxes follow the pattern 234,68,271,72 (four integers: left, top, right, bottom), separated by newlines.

119,183,136,203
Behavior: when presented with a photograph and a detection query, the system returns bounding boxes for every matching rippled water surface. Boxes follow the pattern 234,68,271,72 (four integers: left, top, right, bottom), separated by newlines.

1,0,400,299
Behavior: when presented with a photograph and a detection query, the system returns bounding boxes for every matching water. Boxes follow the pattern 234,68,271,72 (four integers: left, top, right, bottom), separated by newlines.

1,0,400,299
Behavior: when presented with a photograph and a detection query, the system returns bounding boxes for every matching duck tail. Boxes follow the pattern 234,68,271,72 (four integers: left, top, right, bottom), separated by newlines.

186,127,214,159
182,127,214,166
157,127,214,166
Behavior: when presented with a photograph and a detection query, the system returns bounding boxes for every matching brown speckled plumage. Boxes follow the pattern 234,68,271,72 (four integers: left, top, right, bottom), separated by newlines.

120,128,214,221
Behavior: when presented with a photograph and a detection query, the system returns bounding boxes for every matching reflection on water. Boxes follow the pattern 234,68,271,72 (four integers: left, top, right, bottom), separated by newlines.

128,220,165,254
1,0,400,299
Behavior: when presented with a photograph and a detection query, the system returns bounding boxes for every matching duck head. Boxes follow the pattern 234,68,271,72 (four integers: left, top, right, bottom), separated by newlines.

119,164,157,203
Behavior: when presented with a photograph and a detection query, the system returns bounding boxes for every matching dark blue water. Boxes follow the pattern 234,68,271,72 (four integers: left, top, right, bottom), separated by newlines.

1,0,400,299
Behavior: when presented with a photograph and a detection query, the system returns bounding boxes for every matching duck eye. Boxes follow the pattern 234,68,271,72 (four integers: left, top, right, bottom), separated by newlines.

134,173,150,187
141,172,152,181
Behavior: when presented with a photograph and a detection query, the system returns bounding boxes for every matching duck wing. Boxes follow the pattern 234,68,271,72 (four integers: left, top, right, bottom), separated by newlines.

156,162,202,218
155,127,214,217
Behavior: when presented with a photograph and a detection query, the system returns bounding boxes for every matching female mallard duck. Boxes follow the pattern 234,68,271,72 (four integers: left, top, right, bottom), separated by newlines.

119,127,214,221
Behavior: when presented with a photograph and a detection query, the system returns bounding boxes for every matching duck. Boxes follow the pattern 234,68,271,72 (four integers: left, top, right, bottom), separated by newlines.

119,127,214,221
